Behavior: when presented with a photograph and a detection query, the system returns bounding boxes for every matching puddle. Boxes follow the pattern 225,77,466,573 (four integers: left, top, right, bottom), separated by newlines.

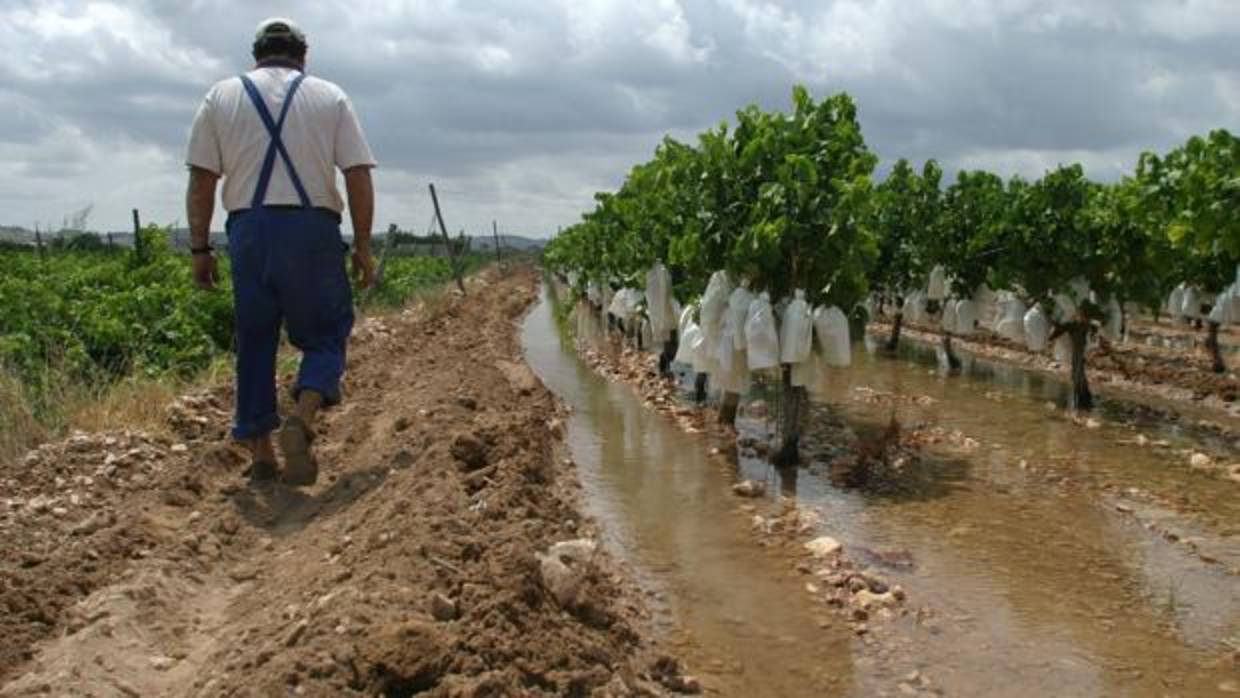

523,289,864,696
523,288,1240,696
771,337,1240,696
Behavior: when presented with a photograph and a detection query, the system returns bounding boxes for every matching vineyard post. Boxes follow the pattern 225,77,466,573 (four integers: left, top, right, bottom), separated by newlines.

886,308,904,352
718,392,739,424
1205,320,1226,374
492,220,502,269
132,209,143,264
772,365,807,467
428,183,466,295
374,222,396,291
941,331,961,371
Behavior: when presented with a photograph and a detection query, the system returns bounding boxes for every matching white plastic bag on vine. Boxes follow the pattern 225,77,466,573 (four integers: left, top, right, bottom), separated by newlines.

700,271,731,337
587,282,602,306
1208,295,1226,324
940,299,959,333
1224,287,1240,325
927,266,948,301
674,305,701,365
1053,293,1074,322
1167,285,1186,321
972,284,996,307
996,296,1027,343
677,304,695,338
780,290,813,364
1024,306,1050,352
609,288,642,321
955,300,979,336
690,325,715,374
645,263,675,343
1101,297,1123,341
607,290,626,318
902,292,924,324
1053,334,1072,364
716,348,752,394
713,328,736,372
726,286,754,351
911,290,930,324
813,306,852,367
1053,278,1090,322
713,284,749,375
859,296,877,324
745,293,780,371
1181,286,1200,320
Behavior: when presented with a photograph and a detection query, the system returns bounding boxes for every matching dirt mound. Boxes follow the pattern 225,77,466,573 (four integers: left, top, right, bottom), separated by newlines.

1,267,687,696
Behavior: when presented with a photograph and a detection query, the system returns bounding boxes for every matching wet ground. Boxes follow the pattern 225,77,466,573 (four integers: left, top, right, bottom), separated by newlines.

524,291,864,696
523,289,1240,697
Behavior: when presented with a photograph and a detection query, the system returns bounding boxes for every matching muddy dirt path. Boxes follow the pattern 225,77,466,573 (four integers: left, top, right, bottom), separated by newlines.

0,267,691,697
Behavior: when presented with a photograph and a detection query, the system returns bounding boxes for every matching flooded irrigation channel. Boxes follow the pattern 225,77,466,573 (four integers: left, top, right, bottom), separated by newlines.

523,287,1240,697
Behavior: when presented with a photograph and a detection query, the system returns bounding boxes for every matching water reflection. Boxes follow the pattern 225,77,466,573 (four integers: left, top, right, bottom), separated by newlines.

523,291,862,697
534,293,1239,696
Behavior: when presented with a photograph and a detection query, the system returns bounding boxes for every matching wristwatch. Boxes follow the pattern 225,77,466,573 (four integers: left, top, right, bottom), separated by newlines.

190,244,214,256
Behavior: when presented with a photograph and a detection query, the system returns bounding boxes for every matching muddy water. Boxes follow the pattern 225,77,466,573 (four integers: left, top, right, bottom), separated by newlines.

523,290,867,696
524,288,1240,697
770,337,1240,696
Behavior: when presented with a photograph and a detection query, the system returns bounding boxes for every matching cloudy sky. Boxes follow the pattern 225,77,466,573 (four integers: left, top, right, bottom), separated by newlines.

1,0,1237,237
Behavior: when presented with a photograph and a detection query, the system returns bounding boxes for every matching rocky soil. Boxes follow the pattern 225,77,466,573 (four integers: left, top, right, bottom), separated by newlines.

0,267,693,697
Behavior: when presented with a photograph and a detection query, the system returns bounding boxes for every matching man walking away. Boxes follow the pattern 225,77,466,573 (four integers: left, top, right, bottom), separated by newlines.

185,18,377,487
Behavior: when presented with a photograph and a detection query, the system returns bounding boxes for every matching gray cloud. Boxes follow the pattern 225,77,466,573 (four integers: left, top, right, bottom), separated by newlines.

0,0,1236,235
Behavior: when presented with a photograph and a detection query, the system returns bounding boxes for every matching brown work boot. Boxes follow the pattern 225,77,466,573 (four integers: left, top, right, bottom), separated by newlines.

246,460,279,486
278,415,318,486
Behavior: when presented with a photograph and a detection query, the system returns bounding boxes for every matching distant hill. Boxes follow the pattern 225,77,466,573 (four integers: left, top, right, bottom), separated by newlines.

0,226,546,253
0,226,36,246
467,234,546,252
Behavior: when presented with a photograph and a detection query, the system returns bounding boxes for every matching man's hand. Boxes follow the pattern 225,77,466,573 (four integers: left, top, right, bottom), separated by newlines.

186,165,219,292
351,246,376,289
192,253,219,291
343,165,375,289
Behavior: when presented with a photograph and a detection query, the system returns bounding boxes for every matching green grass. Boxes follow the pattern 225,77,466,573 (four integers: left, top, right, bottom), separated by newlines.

0,233,488,464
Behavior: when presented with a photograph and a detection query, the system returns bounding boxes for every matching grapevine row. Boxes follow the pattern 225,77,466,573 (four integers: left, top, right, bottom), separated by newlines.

543,86,1238,460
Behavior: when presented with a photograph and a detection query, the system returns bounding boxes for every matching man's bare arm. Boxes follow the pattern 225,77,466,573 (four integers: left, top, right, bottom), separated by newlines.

186,166,219,249
187,166,220,290
344,166,376,288
344,166,374,251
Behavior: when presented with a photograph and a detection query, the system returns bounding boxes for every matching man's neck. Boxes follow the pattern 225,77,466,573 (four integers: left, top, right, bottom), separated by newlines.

255,57,304,71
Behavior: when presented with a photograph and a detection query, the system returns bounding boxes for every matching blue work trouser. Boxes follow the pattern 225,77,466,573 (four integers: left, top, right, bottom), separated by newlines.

226,208,354,440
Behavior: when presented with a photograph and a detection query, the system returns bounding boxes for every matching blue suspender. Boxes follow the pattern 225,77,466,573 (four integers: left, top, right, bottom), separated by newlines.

239,73,311,209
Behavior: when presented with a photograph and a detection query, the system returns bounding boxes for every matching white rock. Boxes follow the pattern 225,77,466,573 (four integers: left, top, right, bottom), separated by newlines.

548,539,597,564
804,536,842,558
1189,453,1213,470
538,539,598,607
538,554,581,607
853,589,897,610
731,480,766,498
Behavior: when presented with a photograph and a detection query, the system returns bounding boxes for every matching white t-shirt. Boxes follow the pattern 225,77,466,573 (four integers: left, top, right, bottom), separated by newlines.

186,67,376,213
